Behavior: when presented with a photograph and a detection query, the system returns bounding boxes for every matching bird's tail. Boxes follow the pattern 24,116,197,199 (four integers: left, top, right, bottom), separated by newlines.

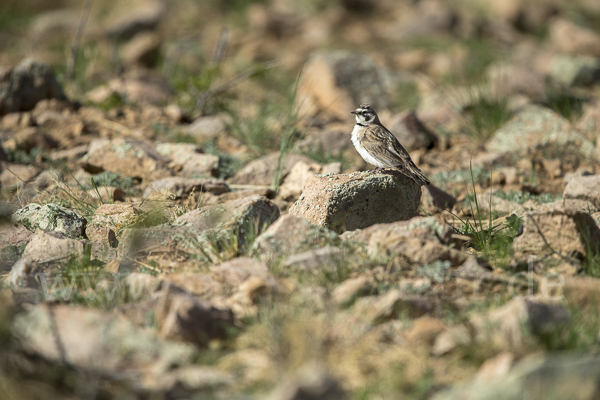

398,160,430,186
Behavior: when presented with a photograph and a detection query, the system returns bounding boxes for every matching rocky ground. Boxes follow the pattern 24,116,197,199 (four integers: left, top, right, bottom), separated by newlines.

2,0,600,399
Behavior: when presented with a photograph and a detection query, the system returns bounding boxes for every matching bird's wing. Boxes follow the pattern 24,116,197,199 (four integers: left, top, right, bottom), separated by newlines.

380,125,431,186
359,125,405,167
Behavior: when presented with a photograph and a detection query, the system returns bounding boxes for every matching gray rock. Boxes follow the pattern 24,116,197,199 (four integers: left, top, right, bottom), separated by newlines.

290,170,421,233
0,59,67,116
486,105,596,158
433,353,600,400
22,229,85,263
12,203,86,238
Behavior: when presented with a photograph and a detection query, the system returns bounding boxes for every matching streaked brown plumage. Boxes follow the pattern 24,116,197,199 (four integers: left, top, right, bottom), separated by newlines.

351,104,430,186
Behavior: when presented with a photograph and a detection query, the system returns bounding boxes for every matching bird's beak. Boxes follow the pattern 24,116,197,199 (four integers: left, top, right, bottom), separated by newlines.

351,111,356,114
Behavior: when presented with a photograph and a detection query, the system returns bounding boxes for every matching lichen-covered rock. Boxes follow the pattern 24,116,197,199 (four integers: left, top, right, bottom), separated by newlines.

513,208,600,259
0,59,67,116
251,214,339,261
486,105,596,158
11,203,86,238
290,170,421,233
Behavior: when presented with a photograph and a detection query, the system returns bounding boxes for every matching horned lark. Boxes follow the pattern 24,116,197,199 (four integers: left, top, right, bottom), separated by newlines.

351,104,430,186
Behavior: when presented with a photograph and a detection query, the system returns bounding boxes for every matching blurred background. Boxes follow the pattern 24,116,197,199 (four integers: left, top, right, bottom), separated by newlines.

1,0,599,118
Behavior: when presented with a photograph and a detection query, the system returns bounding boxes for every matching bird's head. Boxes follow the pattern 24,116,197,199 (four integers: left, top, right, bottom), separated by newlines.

351,103,378,125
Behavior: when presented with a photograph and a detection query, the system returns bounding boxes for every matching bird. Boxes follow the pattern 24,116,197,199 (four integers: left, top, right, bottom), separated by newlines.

351,103,430,186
